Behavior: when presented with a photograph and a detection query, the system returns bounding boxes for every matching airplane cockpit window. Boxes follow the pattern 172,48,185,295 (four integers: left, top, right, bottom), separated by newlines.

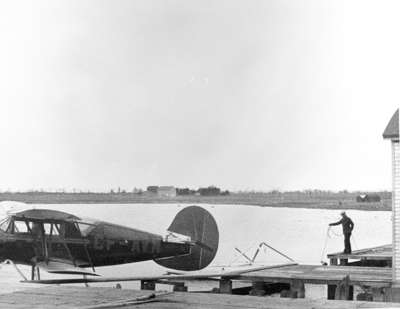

14,220,30,234
0,218,10,232
58,222,81,238
43,223,60,236
43,223,51,235
51,224,59,236
77,222,95,237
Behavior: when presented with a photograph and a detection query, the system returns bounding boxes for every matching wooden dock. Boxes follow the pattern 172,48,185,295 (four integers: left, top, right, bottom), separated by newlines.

238,264,392,287
327,244,392,266
0,286,398,309
0,244,398,305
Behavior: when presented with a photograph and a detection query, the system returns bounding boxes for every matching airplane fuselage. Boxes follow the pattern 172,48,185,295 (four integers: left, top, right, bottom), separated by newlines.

0,209,190,268
0,206,219,275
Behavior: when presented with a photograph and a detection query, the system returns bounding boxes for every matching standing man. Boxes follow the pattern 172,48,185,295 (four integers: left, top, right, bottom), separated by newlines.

329,211,354,254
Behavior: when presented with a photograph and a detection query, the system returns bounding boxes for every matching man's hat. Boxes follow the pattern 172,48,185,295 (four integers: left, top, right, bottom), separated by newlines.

341,211,346,215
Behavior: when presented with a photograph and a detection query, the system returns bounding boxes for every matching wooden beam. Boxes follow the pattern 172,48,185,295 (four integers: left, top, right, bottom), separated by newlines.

327,285,336,300
339,259,348,266
334,275,353,300
173,284,188,292
219,278,232,294
290,280,305,298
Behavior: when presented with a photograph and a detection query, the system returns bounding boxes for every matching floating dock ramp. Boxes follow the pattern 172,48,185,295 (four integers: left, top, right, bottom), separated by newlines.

238,264,392,287
327,244,392,266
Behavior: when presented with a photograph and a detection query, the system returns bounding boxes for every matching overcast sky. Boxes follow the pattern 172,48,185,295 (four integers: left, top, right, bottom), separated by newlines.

0,0,399,192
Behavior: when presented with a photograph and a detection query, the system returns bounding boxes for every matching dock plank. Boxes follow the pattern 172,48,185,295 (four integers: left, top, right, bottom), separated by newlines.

0,287,158,308
327,244,392,261
145,293,400,308
0,287,398,309
239,265,392,286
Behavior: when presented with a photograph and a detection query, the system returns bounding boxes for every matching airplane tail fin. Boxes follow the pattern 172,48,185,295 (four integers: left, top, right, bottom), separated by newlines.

155,206,219,271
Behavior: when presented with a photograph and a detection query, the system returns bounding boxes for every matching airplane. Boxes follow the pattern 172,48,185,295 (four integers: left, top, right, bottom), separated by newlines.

0,204,220,281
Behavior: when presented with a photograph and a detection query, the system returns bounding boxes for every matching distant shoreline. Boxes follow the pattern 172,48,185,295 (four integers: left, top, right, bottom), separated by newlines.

0,192,391,211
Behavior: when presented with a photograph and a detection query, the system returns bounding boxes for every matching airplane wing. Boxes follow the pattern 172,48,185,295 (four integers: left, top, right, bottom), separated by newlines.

23,262,297,284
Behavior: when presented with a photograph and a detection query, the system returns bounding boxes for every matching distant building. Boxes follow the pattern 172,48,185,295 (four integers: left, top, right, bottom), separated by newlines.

146,186,159,194
176,188,196,196
132,188,143,194
157,186,176,198
198,186,221,196
221,190,230,196
356,193,381,203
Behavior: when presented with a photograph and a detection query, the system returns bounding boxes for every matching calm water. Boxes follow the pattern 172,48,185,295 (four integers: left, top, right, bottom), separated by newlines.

0,203,392,297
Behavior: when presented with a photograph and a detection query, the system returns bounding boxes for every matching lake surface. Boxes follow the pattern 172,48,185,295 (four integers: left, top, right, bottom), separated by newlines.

0,203,392,297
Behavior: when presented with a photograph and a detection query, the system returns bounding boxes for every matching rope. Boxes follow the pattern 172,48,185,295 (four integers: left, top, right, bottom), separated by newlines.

81,292,173,309
327,227,342,238
320,226,331,263
321,225,358,262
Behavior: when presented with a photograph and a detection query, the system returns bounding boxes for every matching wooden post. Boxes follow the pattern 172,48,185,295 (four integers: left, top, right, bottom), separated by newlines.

173,283,188,292
328,258,338,299
141,280,155,290
250,282,266,296
219,278,232,294
334,275,353,300
31,265,35,281
382,286,400,302
290,280,305,298
371,287,384,302
327,284,336,300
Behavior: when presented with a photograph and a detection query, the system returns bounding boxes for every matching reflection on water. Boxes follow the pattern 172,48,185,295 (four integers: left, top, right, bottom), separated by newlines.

0,203,392,298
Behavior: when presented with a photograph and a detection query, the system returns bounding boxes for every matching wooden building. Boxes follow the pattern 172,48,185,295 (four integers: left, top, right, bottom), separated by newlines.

157,186,177,198
383,108,400,296
356,194,381,202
